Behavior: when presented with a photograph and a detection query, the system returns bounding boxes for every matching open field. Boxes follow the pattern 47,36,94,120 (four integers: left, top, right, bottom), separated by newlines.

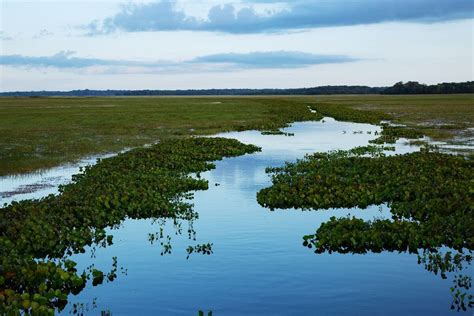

3,1,472,313
0,97,316,176
1,95,472,176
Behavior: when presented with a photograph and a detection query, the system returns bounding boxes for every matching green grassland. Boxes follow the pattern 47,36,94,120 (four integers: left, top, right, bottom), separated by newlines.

0,97,317,176
0,94,472,176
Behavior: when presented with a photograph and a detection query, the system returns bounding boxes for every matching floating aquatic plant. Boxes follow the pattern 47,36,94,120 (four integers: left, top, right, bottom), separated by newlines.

257,145,473,310
0,137,260,314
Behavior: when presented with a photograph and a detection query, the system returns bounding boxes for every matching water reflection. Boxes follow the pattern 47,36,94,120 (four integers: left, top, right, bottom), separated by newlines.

55,119,466,315
2,119,466,315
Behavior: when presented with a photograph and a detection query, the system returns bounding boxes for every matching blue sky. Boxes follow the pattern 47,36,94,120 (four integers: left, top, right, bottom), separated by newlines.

0,0,473,91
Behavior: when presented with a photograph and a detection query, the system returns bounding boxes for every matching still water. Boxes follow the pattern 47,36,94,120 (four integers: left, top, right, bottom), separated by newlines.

1,118,468,315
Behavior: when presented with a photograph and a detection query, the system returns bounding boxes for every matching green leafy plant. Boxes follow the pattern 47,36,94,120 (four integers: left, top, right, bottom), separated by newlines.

0,137,260,314
258,145,473,310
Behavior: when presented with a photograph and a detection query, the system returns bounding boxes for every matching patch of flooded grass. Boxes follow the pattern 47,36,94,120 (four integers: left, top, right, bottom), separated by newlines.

305,94,474,144
369,123,425,144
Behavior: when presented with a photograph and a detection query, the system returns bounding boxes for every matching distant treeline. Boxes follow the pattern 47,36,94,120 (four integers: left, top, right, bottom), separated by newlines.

0,86,383,97
382,81,474,95
1,81,472,97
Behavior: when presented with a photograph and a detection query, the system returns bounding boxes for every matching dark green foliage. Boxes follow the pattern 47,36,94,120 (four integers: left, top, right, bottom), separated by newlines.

186,243,213,259
451,275,474,311
257,147,473,309
417,251,472,280
261,130,295,136
0,137,260,314
258,149,473,251
382,81,474,95
2,81,472,97
0,85,384,97
91,270,104,287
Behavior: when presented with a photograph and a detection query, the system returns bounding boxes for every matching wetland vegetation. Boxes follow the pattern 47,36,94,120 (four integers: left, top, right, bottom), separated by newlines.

1,94,472,177
257,146,473,311
0,97,318,176
254,96,473,311
306,94,474,143
0,137,259,313
1,94,473,314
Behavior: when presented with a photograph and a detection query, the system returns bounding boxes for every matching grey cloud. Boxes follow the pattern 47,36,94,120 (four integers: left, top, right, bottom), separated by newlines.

84,0,474,35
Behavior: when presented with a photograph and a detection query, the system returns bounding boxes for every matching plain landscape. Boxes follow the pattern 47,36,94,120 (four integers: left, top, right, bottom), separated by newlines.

1,92,473,314
1,0,473,314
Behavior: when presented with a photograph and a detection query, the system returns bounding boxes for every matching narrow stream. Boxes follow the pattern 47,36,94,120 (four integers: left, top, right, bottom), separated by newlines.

1,118,467,315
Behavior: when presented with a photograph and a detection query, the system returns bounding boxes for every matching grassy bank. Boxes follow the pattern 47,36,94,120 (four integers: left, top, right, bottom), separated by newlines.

1,95,472,176
0,97,318,176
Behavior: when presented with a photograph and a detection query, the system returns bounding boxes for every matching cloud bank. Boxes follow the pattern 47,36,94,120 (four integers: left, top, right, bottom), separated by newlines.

85,0,474,35
0,50,358,73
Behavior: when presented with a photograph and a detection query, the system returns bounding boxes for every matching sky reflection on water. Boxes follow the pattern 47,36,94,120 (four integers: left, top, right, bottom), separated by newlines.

2,119,464,315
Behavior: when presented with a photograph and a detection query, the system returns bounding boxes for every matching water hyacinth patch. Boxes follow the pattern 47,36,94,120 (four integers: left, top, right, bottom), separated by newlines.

0,137,260,314
257,146,473,310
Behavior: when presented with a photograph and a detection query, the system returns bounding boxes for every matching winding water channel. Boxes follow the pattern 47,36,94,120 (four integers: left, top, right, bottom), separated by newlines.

1,118,470,315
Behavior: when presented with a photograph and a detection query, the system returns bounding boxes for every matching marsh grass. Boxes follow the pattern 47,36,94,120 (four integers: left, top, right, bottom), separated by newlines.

1,95,472,176
0,97,319,176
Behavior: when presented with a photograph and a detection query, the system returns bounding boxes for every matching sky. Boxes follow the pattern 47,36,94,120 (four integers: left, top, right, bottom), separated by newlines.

0,0,473,91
